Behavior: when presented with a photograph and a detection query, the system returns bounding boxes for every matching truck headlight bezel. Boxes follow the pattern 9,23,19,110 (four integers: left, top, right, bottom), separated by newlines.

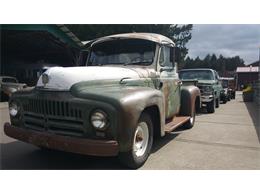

90,109,109,131
203,85,213,93
9,101,20,117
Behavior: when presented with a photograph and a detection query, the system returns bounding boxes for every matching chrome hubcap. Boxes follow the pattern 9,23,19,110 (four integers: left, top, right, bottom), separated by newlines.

190,115,194,124
133,122,149,157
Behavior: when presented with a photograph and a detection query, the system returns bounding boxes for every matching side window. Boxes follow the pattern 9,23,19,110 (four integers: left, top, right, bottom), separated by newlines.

159,46,172,67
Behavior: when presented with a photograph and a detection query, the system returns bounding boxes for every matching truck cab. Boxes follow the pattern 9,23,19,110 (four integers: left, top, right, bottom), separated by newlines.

4,33,200,168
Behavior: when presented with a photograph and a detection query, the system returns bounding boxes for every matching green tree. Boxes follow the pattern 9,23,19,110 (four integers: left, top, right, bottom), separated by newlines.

183,53,245,73
210,54,217,69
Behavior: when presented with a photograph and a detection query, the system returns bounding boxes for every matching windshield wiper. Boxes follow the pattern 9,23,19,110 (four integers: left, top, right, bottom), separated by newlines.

123,60,152,66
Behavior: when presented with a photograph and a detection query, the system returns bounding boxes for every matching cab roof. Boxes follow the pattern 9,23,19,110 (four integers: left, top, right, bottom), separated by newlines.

179,68,215,72
90,33,175,46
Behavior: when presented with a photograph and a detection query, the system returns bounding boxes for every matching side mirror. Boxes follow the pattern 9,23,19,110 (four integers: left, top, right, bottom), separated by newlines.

175,47,181,64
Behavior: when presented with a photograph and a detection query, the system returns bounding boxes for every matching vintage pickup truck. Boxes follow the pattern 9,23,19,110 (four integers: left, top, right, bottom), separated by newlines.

4,33,201,168
179,68,222,113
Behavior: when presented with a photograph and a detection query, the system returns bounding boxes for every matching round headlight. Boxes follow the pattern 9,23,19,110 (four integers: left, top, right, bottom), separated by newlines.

204,86,212,92
90,110,108,130
9,101,19,117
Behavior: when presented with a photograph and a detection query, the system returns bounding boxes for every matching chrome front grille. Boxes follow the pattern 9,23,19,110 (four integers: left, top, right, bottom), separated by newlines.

24,98,82,118
22,98,84,136
198,86,204,93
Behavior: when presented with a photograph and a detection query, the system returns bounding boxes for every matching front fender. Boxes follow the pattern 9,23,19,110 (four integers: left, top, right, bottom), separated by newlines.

70,83,165,152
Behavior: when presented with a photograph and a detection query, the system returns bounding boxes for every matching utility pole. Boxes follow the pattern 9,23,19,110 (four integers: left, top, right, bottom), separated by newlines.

259,46,260,67
258,46,260,82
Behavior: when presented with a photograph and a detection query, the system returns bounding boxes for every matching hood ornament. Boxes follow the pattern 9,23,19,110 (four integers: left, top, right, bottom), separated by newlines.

42,73,49,86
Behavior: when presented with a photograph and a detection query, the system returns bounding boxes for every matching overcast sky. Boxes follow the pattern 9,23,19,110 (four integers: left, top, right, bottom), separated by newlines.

186,24,260,65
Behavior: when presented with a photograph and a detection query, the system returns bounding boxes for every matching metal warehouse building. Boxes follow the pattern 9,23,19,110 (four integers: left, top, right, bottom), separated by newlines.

0,24,83,86
236,65,259,90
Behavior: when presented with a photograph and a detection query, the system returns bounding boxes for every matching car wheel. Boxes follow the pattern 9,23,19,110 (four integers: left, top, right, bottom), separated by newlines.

216,98,220,108
206,99,215,113
119,112,153,169
183,103,196,129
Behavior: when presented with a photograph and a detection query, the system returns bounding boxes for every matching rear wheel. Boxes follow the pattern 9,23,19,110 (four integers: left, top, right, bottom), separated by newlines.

119,113,153,169
183,103,196,129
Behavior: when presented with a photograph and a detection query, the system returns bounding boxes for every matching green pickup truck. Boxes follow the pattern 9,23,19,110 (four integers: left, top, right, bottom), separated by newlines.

4,33,201,168
179,68,222,113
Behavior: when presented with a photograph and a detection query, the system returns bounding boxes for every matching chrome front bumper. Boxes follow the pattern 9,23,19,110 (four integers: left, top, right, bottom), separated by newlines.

4,123,119,157
201,94,214,103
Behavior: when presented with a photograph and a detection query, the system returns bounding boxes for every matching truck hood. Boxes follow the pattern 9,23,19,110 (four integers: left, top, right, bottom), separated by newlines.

36,66,156,90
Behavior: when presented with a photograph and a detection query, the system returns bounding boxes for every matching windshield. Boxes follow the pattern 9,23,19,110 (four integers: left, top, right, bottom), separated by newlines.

179,70,214,80
87,39,156,66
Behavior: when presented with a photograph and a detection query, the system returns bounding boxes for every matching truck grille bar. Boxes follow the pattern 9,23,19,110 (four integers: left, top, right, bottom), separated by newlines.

22,97,84,136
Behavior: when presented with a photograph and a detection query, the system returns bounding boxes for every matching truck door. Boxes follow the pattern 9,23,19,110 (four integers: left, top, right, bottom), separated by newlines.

159,45,181,119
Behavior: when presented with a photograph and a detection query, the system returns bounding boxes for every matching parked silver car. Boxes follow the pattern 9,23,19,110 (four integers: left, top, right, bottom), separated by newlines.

0,76,27,101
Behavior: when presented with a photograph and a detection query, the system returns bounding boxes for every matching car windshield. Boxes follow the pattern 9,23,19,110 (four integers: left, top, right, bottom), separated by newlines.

87,39,156,66
179,70,214,80
2,78,17,83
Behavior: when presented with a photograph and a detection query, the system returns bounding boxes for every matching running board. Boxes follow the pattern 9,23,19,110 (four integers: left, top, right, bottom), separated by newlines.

164,116,190,132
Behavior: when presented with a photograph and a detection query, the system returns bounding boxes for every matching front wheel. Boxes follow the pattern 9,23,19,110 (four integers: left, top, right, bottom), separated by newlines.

206,99,215,113
216,98,220,108
119,113,153,169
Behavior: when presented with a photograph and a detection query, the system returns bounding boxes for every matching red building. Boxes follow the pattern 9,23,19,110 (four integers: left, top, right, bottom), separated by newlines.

236,65,259,90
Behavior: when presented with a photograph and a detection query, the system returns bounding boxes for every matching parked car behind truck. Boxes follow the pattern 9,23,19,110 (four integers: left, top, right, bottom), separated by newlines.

0,76,27,102
4,33,201,168
219,77,236,100
179,69,222,113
